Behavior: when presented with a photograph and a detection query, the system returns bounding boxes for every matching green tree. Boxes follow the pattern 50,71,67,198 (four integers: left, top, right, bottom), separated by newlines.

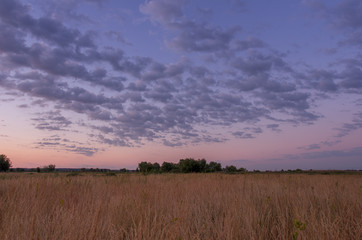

207,161,222,172
0,154,12,172
179,158,197,173
161,162,179,173
153,162,160,173
138,162,154,173
224,165,238,173
179,158,207,173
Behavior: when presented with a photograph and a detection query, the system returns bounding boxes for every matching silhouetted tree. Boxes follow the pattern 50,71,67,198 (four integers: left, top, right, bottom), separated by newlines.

179,158,208,173
0,154,12,172
160,162,179,173
42,164,56,172
153,162,160,173
224,165,238,173
138,162,155,173
207,161,222,172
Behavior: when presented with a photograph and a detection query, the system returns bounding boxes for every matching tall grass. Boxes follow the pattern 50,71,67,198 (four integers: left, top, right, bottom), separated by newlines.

0,173,360,239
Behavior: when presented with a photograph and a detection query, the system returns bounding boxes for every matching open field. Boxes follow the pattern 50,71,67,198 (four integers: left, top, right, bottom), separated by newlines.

0,173,361,239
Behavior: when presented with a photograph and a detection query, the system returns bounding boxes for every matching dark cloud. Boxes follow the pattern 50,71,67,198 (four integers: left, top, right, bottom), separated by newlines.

301,69,338,92
141,0,241,54
140,0,185,24
335,112,362,138
304,143,321,150
0,23,27,54
227,0,247,13
332,0,362,30
162,139,183,147
300,146,362,161
0,0,95,48
35,135,99,156
255,91,319,123
232,127,262,139
233,37,265,51
232,131,254,139
105,31,128,45
168,22,240,53
266,124,280,132
298,139,342,151
339,64,362,89
32,111,72,131
305,0,362,48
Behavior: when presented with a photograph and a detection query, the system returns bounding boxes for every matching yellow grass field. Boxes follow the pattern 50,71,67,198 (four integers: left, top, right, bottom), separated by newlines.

0,173,361,239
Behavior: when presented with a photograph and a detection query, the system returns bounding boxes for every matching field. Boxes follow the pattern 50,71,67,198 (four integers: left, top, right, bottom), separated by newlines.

0,172,361,239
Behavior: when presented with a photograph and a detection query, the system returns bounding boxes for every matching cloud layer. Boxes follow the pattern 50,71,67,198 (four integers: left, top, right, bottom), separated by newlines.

0,0,361,158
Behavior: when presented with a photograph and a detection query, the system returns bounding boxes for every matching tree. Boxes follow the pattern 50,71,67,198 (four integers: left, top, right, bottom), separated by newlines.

48,164,56,172
161,162,173,172
161,162,179,173
138,162,154,173
153,162,160,173
224,165,238,173
179,158,198,173
0,154,12,172
42,164,56,172
178,158,207,173
207,161,222,172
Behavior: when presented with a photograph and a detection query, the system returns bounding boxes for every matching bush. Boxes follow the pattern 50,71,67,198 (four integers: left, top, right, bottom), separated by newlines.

0,154,12,172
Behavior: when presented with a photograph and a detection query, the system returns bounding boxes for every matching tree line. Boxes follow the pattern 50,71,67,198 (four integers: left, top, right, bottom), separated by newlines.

138,158,247,174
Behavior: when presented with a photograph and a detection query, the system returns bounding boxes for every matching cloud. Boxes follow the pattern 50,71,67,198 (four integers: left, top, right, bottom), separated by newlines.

232,131,254,139
32,111,72,131
141,0,241,54
0,0,96,48
232,127,262,139
339,64,362,89
335,112,362,138
1,0,359,154
167,22,240,53
266,124,281,132
298,139,342,151
35,135,99,156
302,69,339,92
299,146,362,161
332,0,362,30
262,146,362,170
232,37,265,51
140,0,185,24
305,0,362,48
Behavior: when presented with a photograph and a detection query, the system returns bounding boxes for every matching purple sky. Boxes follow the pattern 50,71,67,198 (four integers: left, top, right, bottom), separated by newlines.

0,0,361,170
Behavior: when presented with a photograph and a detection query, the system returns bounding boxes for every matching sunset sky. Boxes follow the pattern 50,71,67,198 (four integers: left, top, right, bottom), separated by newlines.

0,0,361,170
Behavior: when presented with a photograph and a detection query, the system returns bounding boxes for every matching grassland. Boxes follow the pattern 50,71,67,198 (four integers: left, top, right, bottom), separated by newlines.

0,172,361,239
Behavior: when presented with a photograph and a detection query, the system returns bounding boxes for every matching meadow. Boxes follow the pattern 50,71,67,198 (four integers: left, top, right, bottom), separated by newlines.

0,172,360,239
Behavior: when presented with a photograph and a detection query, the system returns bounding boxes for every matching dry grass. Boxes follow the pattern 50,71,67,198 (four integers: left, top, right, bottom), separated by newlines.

0,172,361,239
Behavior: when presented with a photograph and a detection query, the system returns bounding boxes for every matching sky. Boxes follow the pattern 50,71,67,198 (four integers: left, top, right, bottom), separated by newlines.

0,0,361,170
